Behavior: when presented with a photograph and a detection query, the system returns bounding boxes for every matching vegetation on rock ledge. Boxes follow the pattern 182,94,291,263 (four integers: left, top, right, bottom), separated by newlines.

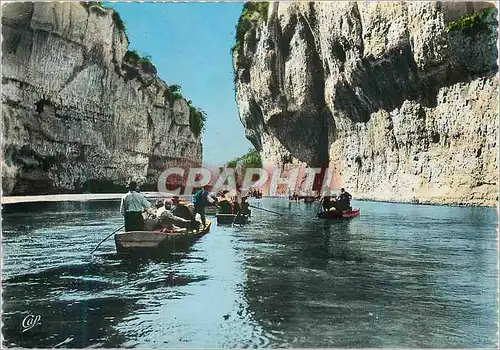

163,84,184,103
445,6,496,36
227,148,262,168
232,2,269,58
188,103,207,138
124,50,154,65
163,85,206,137
124,50,157,74
112,11,126,32
81,2,127,33
81,2,205,138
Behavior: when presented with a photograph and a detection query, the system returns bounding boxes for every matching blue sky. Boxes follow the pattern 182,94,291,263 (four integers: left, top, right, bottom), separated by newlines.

109,2,253,166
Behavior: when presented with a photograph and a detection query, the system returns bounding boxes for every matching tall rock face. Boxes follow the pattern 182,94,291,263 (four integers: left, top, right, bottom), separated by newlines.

2,2,202,195
233,2,498,206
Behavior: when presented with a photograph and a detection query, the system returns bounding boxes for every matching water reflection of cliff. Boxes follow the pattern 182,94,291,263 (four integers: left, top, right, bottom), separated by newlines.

239,215,376,347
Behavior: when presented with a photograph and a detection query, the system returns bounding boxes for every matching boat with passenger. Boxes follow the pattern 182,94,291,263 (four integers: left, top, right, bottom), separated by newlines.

216,213,250,225
317,209,360,220
317,188,358,219
114,220,212,255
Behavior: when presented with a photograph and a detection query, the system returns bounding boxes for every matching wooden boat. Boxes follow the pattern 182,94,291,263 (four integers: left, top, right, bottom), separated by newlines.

216,213,250,225
114,220,212,255
289,196,318,203
303,196,318,203
317,209,360,220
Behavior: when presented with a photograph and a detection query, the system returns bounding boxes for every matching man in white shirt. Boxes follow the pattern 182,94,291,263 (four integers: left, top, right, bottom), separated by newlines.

120,181,153,231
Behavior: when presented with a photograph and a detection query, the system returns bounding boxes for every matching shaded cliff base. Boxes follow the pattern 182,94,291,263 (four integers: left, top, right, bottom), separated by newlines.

0,192,193,205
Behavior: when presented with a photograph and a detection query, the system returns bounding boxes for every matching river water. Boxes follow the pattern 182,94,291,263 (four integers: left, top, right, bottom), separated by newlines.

1,198,498,348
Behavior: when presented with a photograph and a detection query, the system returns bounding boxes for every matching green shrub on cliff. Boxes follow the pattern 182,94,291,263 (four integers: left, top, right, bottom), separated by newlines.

80,2,103,9
139,54,153,65
80,2,127,34
227,148,262,168
124,50,156,73
169,84,182,94
445,6,496,36
124,50,141,64
162,85,206,137
188,102,207,138
112,10,126,32
163,84,184,104
232,2,269,58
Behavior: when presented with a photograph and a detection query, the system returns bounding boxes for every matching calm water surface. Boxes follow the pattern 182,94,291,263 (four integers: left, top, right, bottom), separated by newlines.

2,198,498,347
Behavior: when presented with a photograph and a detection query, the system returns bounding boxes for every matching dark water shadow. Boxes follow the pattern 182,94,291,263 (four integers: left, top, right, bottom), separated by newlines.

2,250,209,348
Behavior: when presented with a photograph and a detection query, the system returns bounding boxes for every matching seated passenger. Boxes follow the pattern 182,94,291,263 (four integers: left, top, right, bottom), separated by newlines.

171,196,194,220
217,190,232,214
159,199,191,230
322,196,332,211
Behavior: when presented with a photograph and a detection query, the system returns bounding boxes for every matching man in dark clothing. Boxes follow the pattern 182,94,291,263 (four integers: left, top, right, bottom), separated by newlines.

322,195,332,211
340,188,352,199
339,188,352,210
240,196,251,216
171,196,193,220
193,185,216,227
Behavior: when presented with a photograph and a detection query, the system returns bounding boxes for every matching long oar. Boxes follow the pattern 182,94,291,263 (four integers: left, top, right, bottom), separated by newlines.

249,204,283,216
91,224,124,254
231,211,241,227
316,198,324,215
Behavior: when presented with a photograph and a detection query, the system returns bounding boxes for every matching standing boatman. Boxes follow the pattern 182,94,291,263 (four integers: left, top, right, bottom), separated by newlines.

120,181,153,231
339,188,353,210
192,184,216,228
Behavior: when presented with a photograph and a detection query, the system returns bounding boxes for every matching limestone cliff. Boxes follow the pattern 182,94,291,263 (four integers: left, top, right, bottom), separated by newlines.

2,2,202,195
233,1,498,206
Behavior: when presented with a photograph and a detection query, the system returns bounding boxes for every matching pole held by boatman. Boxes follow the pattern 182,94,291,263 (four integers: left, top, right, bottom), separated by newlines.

120,181,153,231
